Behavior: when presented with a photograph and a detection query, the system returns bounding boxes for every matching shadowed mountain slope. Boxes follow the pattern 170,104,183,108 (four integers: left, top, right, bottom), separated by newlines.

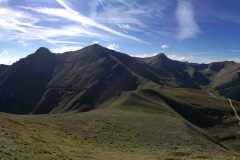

34,44,141,114
139,53,209,88
0,47,57,114
0,44,190,114
0,45,139,114
0,64,9,74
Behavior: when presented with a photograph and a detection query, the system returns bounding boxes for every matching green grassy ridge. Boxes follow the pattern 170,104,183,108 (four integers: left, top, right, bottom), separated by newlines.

143,85,240,155
101,83,240,127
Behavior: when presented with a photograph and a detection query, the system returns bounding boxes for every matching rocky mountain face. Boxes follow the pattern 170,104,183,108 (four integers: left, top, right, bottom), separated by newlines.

0,44,239,114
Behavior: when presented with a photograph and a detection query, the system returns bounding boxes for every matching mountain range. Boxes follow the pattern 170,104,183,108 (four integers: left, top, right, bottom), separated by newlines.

0,44,239,114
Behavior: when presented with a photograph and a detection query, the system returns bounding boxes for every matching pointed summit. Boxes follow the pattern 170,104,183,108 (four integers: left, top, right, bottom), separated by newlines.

72,44,110,61
149,53,171,66
156,53,170,61
35,47,52,55
158,53,167,57
82,43,107,51
91,43,103,47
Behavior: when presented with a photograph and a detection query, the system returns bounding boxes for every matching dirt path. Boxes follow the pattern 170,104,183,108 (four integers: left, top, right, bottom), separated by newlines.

207,92,240,123
228,99,240,122
207,92,215,97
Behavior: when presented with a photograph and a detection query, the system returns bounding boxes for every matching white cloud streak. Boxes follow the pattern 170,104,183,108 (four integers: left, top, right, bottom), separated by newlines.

93,40,99,44
131,53,158,58
167,54,193,62
161,44,169,49
95,0,167,29
51,45,82,53
176,0,200,40
107,43,118,51
98,0,105,7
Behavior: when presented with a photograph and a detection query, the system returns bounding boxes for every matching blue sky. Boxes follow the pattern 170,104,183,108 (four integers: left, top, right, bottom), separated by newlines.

0,0,240,64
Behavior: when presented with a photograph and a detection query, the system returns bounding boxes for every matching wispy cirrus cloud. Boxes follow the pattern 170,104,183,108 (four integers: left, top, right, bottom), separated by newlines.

1,0,165,49
176,0,200,40
96,0,167,27
0,0,174,52
0,8,99,45
98,0,105,7
0,8,49,42
23,0,148,44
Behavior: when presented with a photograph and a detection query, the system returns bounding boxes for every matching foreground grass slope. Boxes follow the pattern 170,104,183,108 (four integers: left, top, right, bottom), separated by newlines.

1,83,240,159
0,110,235,160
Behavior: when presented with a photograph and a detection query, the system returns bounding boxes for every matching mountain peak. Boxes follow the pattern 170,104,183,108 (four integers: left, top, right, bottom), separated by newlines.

157,53,170,61
158,53,167,57
88,43,105,49
35,47,52,54
81,44,108,53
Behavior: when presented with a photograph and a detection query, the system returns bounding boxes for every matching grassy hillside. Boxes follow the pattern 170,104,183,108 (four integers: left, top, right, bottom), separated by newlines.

0,110,234,160
1,83,240,159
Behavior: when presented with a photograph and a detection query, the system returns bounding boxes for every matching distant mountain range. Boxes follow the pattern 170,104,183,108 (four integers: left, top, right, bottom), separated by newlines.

0,44,239,114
